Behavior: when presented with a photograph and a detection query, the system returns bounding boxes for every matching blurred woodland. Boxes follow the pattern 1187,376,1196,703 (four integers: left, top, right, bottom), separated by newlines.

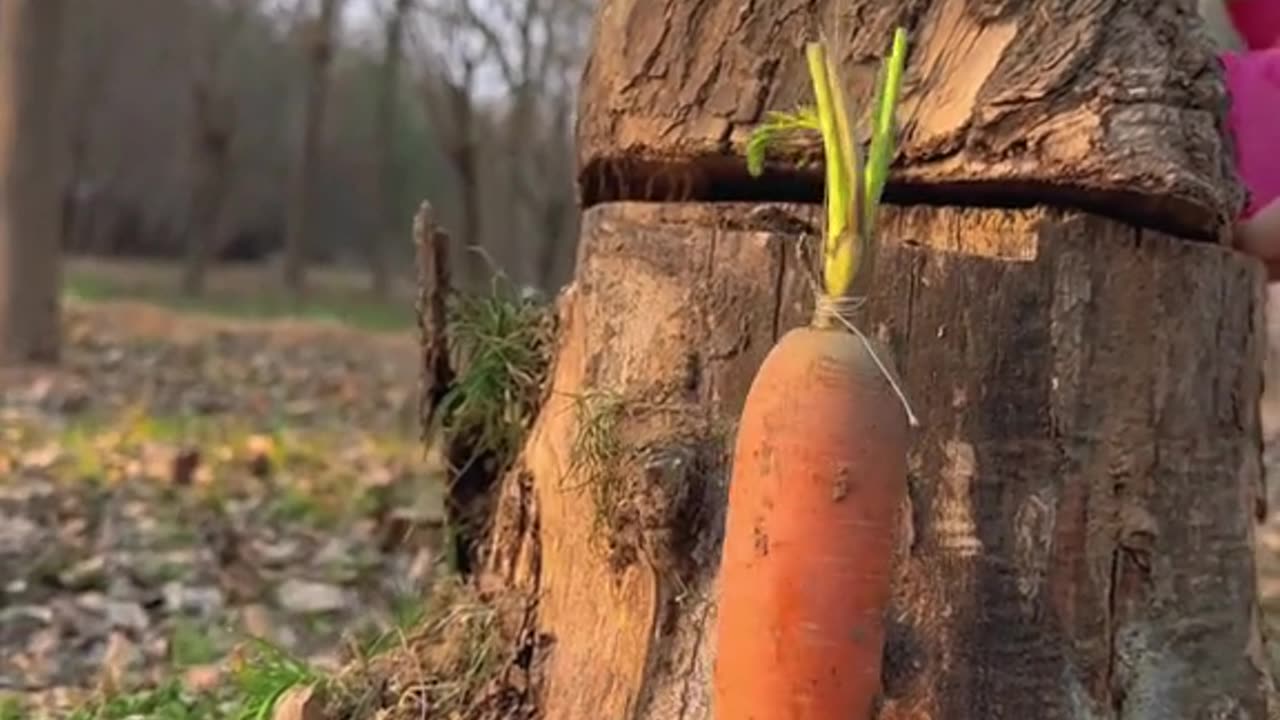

59,0,590,296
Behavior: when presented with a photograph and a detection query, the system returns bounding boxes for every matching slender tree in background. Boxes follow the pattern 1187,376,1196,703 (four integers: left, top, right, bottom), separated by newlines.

369,0,414,298
283,0,344,295
410,12,486,289
487,0,591,289
0,0,68,365
414,0,590,291
183,0,252,296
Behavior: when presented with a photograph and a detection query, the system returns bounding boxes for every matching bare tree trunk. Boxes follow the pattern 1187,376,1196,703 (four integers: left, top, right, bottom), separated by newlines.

0,0,67,366
182,82,234,296
443,70,485,289
369,0,412,298
282,0,342,296
181,0,248,297
531,98,575,290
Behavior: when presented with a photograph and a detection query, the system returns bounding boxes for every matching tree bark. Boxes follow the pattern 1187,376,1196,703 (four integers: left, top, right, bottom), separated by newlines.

369,0,412,298
480,202,1273,719
182,81,234,297
413,200,453,437
444,74,486,290
181,0,249,297
575,0,1239,239
282,0,342,296
0,0,67,366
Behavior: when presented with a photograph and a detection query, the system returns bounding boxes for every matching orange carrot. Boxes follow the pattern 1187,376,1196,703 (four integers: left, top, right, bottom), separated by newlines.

713,322,909,718
713,30,913,719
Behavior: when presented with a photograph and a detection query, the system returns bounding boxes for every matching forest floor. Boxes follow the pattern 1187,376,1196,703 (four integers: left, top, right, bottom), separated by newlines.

63,257,418,333
0,265,444,718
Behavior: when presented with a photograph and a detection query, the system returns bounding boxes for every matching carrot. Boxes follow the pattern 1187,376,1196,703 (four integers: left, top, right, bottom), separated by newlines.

713,29,914,720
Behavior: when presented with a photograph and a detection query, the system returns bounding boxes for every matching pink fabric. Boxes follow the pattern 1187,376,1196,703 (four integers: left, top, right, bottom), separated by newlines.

1227,0,1280,50
1223,48,1280,218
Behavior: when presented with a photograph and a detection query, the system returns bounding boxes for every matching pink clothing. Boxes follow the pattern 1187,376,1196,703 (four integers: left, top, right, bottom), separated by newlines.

1222,48,1280,218
1228,0,1280,50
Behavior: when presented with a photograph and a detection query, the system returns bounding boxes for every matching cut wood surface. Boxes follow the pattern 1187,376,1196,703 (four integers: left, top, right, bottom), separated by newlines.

576,0,1241,238
483,201,1273,719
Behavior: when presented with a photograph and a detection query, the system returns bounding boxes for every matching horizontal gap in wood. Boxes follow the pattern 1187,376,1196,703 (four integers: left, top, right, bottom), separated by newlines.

578,156,1218,243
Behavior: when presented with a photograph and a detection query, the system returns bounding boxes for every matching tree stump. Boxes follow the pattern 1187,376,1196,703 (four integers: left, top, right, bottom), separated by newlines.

469,0,1276,717
577,0,1239,239
483,203,1272,718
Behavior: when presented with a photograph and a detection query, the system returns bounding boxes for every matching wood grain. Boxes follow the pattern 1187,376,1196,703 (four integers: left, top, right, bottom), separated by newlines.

576,0,1241,239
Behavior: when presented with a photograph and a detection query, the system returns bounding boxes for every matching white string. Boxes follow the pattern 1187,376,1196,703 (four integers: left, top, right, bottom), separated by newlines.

814,294,921,428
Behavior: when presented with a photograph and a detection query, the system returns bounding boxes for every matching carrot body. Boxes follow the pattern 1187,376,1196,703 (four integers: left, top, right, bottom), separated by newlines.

713,324,909,719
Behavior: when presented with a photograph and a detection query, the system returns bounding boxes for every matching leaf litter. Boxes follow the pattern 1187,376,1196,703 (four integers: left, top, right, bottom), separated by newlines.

0,301,447,718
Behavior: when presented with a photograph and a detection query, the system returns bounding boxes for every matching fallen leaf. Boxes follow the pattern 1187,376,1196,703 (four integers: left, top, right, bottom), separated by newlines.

272,684,326,720
171,448,201,486
20,443,61,470
58,556,107,591
97,631,141,695
181,663,225,694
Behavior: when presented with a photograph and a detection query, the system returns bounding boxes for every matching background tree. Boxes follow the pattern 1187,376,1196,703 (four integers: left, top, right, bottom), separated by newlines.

182,0,254,296
282,0,345,295
412,0,591,292
365,0,414,298
46,0,592,297
0,0,68,365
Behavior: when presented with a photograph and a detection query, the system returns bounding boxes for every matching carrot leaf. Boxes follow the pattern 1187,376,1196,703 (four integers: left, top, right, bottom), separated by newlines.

745,108,820,177
863,27,908,241
746,29,909,299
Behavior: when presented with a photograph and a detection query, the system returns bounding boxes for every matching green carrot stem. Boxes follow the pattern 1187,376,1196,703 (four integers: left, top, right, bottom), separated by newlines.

825,48,862,299
863,27,907,238
850,27,908,297
804,42,850,298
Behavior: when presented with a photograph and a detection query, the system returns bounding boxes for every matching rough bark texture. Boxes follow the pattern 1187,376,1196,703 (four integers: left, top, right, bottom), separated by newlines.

413,201,454,438
411,200,487,574
576,0,1241,239
483,202,1272,719
0,0,67,365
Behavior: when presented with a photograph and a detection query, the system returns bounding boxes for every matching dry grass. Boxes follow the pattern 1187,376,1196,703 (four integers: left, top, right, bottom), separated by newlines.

564,390,629,537
327,579,534,720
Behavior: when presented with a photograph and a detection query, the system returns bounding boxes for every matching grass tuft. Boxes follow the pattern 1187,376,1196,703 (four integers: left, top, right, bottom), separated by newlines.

67,680,222,720
170,619,226,669
440,281,552,464
565,390,629,536
326,577,515,720
227,639,321,720
0,696,25,720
